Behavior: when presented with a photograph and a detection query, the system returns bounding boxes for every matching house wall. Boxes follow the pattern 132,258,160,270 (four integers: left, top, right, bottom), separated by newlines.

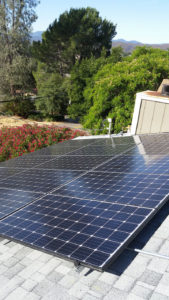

136,100,169,134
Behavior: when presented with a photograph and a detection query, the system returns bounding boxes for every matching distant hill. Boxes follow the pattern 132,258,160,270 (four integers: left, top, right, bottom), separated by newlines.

30,34,169,53
31,31,43,42
112,39,169,53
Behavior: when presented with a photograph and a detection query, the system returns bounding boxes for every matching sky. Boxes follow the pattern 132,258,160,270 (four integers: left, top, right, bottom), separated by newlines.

33,0,169,44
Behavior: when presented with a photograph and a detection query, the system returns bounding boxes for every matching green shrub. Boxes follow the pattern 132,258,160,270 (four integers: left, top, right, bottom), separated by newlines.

4,97,36,118
83,47,169,133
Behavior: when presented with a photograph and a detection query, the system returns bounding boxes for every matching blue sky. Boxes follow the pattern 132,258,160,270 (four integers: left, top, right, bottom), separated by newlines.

33,0,169,44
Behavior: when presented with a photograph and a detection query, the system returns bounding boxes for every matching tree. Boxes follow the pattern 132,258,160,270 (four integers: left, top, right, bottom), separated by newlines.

67,47,124,119
32,7,116,75
33,62,68,119
0,0,39,99
82,47,169,133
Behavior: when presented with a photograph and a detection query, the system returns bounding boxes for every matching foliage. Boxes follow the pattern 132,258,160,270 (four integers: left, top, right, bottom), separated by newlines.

0,0,39,98
33,62,69,119
31,7,116,120
82,47,169,133
4,97,36,118
0,125,87,162
32,7,116,74
67,47,124,120
67,54,106,120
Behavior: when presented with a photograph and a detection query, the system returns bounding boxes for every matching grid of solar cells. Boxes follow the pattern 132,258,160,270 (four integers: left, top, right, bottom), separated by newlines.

0,169,83,193
28,146,82,156
58,139,96,147
36,155,111,171
0,156,56,169
27,138,97,156
123,146,146,156
138,134,169,155
0,168,23,181
67,144,135,156
0,194,153,269
94,154,169,174
139,133,169,146
53,171,169,209
94,136,137,145
1,134,169,270
0,188,43,219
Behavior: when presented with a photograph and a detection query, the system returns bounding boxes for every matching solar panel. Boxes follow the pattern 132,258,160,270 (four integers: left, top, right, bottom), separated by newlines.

0,189,167,270
0,169,84,193
53,171,169,209
0,189,43,220
36,155,111,171
92,136,139,146
0,156,56,169
139,141,169,155
94,154,169,174
0,167,23,180
26,138,97,156
67,144,135,156
0,134,169,271
28,146,82,156
56,139,96,147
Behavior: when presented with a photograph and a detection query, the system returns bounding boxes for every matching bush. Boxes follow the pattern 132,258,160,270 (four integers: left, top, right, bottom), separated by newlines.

67,47,124,120
4,97,36,118
33,62,69,119
0,125,87,162
82,47,169,133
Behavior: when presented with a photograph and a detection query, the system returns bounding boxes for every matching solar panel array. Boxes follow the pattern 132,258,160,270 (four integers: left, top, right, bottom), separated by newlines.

0,134,169,270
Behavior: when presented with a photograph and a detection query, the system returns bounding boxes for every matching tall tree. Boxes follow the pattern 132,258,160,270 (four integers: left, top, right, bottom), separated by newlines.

0,0,39,98
33,62,68,119
32,7,116,75
67,47,124,120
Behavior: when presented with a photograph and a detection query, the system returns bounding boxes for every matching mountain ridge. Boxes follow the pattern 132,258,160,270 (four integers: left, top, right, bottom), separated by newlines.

112,39,169,52
31,31,43,42
30,33,169,53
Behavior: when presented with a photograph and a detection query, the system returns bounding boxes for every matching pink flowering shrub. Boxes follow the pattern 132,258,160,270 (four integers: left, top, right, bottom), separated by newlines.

0,125,87,162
